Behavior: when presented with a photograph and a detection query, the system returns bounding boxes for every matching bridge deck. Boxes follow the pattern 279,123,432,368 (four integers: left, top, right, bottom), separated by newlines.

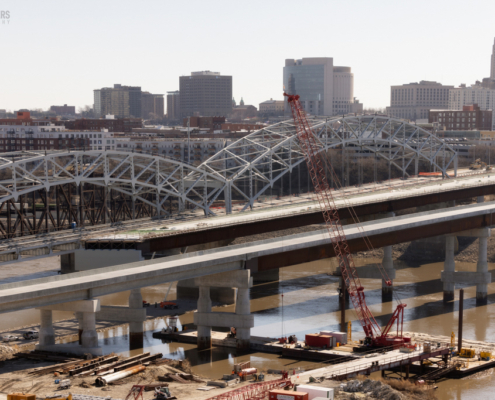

1,171,494,264
0,200,494,313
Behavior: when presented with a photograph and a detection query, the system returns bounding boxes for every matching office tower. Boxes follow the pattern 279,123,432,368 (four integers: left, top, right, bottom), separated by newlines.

94,84,142,118
283,58,362,116
386,81,453,121
179,71,232,118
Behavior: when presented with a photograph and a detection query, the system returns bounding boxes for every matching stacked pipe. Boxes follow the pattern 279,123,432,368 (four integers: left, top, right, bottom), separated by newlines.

95,365,145,386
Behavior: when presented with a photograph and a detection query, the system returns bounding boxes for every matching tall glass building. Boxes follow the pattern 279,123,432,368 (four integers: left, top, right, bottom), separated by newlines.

283,58,360,117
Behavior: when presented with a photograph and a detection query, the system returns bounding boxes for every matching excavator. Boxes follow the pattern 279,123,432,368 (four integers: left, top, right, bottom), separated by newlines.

469,158,492,171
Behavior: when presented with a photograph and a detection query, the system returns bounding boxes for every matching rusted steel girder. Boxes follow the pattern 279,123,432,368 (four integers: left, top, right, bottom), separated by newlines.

142,184,495,253
0,183,157,240
254,213,494,271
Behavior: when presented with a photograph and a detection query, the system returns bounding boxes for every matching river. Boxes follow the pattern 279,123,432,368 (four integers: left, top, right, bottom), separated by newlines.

1,255,494,399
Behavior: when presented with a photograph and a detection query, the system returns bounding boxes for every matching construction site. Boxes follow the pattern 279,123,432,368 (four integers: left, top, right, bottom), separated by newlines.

1,95,495,400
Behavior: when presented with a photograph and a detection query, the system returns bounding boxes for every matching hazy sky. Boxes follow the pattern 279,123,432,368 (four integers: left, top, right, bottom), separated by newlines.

1,0,494,112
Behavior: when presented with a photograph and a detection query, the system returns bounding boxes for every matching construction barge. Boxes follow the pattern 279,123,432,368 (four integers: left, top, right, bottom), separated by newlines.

153,329,495,381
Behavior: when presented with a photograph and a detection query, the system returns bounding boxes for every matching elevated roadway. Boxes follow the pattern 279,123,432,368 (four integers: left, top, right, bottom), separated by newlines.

1,200,495,314
0,171,494,265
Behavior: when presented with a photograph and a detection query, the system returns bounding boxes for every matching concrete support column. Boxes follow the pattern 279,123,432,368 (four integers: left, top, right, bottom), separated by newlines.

235,288,251,350
60,253,76,274
128,288,144,350
75,311,83,345
197,286,212,350
224,184,232,215
477,195,485,203
443,236,456,302
39,309,55,346
381,212,395,302
339,276,349,303
477,236,488,305
382,245,394,302
81,311,98,348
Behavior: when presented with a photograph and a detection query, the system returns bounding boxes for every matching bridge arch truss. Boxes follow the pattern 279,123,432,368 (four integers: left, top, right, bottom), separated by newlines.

0,116,457,238
193,115,457,212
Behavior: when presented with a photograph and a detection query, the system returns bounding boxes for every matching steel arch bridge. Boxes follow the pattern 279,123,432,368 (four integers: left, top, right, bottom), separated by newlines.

0,115,456,238
192,115,457,212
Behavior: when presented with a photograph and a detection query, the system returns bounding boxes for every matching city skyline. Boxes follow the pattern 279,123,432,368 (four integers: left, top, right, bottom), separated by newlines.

1,0,494,113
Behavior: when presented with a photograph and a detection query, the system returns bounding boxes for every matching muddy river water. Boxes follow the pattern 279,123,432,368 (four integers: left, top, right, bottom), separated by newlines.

1,255,495,400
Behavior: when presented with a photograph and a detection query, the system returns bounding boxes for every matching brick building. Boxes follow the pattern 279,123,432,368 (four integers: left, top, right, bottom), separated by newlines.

0,124,88,151
429,104,492,131
50,104,76,115
61,117,142,133
221,122,264,132
182,116,226,131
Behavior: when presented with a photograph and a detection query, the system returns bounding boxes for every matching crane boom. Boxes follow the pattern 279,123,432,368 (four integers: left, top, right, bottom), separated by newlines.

284,93,409,347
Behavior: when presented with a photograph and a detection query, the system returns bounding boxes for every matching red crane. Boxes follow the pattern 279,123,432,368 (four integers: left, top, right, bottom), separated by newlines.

284,93,410,348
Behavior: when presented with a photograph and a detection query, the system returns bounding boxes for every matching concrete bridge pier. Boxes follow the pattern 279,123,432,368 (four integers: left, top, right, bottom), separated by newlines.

193,269,254,350
197,286,212,350
36,300,102,356
60,253,76,274
81,310,99,349
443,236,456,302
39,309,55,347
382,244,394,302
476,235,489,305
60,249,144,274
75,311,83,344
128,288,144,350
235,287,251,350
441,228,491,306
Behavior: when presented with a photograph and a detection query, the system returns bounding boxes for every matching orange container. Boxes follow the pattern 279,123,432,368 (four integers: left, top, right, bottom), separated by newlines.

305,333,332,347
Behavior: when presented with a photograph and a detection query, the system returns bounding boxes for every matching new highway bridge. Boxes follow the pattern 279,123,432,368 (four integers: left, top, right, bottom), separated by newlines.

0,115,493,356
0,199,494,313
0,169,493,264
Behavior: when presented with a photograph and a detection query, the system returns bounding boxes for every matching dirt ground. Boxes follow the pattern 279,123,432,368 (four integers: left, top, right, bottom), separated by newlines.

0,357,336,400
0,355,438,400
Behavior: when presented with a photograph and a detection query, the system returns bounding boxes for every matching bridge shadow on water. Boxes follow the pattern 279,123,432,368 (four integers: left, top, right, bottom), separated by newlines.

250,274,495,338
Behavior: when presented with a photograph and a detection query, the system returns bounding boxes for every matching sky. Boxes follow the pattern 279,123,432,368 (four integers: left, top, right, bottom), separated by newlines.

1,0,494,112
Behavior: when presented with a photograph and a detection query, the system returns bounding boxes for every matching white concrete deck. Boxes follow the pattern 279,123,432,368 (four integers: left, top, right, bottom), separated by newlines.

0,200,494,313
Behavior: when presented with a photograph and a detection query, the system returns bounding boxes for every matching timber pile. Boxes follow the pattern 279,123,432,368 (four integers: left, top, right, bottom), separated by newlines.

158,373,204,384
16,350,82,363
29,354,117,376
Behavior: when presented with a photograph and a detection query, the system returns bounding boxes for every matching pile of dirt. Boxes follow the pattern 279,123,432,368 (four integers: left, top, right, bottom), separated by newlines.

343,379,404,400
341,378,437,400
0,345,16,361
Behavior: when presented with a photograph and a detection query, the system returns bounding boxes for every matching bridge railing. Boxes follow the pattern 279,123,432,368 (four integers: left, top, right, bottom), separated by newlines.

323,344,451,380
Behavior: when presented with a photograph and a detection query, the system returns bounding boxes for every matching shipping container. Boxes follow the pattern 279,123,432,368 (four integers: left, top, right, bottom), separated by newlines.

320,331,347,345
269,389,308,400
295,384,334,399
305,334,332,348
